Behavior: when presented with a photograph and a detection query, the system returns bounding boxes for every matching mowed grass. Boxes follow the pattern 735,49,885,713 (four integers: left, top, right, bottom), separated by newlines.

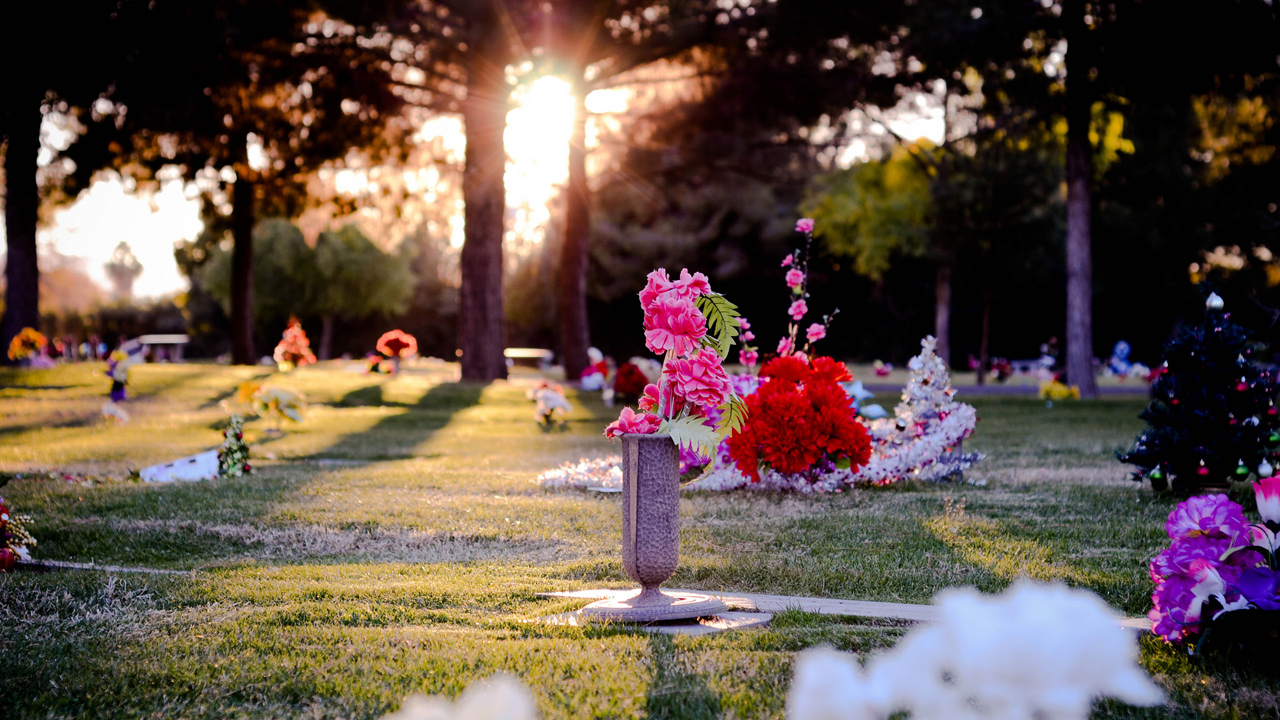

1,362,1277,719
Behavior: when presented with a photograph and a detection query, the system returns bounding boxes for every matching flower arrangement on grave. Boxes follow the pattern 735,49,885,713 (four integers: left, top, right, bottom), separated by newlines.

105,347,144,402
7,327,46,362
850,336,983,485
1148,481,1280,652
273,317,317,371
528,380,572,426
1120,291,1280,494
726,355,871,483
236,380,305,431
0,495,36,570
579,348,609,391
218,415,252,478
603,268,748,458
1038,377,1081,401
375,330,418,374
612,360,650,404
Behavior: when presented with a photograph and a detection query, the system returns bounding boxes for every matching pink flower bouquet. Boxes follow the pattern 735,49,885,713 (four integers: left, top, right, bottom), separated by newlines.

604,268,748,457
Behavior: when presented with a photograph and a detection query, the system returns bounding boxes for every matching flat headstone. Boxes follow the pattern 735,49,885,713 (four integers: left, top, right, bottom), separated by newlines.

541,588,1151,631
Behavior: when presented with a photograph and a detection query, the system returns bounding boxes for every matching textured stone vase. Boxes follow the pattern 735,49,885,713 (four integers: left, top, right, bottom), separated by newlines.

620,432,681,599
579,433,727,623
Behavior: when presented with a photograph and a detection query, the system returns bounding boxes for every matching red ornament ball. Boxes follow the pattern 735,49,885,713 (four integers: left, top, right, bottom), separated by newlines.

1197,466,1210,476
1269,406,1279,417
1237,382,1249,392
0,547,15,572
242,463,251,472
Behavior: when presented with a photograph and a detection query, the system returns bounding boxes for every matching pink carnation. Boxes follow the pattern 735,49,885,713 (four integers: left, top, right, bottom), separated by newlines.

644,296,707,356
638,383,660,412
639,267,712,312
739,349,759,367
795,218,814,234
777,336,794,356
785,269,805,288
605,407,661,439
788,299,808,321
781,254,794,267
672,268,711,299
738,317,751,331
664,347,731,410
806,323,826,343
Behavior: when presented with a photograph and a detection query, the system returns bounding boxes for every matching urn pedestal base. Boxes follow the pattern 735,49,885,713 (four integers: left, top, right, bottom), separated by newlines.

577,588,728,624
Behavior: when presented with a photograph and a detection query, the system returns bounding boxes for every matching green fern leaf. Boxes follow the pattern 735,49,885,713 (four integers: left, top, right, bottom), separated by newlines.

661,416,720,457
715,393,749,438
696,293,742,359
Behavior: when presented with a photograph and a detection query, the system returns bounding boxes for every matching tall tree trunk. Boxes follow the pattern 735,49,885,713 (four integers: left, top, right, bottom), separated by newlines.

1064,0,1099,398
230,169,256,365
934,264,952,367
318,314,335,361
1,93,43,363
458,10,511,382
977,286,992,386
559,81,591,380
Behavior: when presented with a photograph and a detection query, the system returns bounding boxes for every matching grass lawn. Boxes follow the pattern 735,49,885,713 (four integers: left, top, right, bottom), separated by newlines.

1,361,1277,719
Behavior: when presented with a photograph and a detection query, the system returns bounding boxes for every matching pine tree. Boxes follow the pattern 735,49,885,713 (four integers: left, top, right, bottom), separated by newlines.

1121,292,1280,493
218,415,251,479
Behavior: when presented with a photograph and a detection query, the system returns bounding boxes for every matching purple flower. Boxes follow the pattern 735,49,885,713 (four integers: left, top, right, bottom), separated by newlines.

1165,494,1249,542
1234,566,1280,610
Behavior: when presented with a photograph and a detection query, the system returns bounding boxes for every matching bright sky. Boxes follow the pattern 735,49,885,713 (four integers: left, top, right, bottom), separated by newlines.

2,75,942,300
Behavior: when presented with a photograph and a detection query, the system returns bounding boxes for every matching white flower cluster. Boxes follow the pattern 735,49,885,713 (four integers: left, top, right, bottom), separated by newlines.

380,674,537,720
534,455,622,490
687,465,844,493
787,582,1164,720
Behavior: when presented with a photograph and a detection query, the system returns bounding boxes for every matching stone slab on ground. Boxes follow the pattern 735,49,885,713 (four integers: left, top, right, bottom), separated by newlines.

18,559,191,576
542,588,1152,632
538,609,772,636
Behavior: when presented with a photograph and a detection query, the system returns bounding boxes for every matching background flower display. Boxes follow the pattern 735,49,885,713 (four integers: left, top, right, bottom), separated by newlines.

273,317,317,371
105,346,144,402
1148,480,1280,651
6,327,46,362
603,268,747,458
0,494,37,570
1120,291,1280,493
527,381,572,426
579,347,609,391
237,381,306,431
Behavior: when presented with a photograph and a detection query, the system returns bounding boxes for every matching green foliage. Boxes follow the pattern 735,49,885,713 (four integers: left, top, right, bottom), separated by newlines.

696,293,741,359
714,394,748,439
660,415,720,458
803,146,934,279
313,225,415,321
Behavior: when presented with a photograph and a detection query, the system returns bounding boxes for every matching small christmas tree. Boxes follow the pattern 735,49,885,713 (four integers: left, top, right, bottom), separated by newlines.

852,336,982,484
218,415,252,478
1120,291,1280,493
273,317,317,371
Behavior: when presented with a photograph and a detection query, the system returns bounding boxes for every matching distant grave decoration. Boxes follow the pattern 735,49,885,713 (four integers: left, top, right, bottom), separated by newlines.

0,494,37,570
273,316,317,372
1120,291,1280,494
7,327,47,366
1148,481,1280,656
236,380,306,432
143,415,254,483
372,329,418,374
527,381,572,428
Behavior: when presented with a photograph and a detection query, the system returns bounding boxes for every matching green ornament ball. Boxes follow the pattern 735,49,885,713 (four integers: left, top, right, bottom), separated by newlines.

1149,468,1165,481
1269,432,1280,445
1236,463,1251,476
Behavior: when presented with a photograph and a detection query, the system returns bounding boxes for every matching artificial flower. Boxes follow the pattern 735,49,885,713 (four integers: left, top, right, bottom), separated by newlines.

781,254,793,267
1165,494,1249,541
739,349,759,367
376,329,418,359
664,347,732,410
788,299,808,321
604,407,661,439
777,337,794,356
643,296,707,356
786,269,805,288
806,323,826,343
1256,476,1280,524
1235,565,1280,611
638,383,660,412
795,217,815,234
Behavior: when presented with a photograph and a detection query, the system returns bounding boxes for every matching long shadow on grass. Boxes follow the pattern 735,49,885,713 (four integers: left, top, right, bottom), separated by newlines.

306,380,486,461
645,633,720,720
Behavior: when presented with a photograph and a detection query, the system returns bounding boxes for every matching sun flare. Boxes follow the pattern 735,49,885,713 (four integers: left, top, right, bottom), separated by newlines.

504,75,577,252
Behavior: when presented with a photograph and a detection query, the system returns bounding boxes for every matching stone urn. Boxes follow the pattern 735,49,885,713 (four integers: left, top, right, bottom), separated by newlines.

579,433,727,623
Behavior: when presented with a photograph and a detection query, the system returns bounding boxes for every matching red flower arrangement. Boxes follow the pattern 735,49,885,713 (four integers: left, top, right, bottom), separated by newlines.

376,330,418,359
613,362,649,398
727,356,871,482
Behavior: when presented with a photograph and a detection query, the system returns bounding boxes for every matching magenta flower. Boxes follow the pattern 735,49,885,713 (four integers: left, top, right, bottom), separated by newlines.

742,331,755,342
638,268,675,312
644,296,707,356
795,218,814,234
806,323,826,343
664,347,731,410
1165,494,1249,541
788,299,808,321
777,336,794,356
1150,536,1235,580
785,269,805,289
739,349,759,367
604,407,662,439
781,254,794,267
1256,477,1280,524
638,383,660,412
739,317,751,330
672,268,712,299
